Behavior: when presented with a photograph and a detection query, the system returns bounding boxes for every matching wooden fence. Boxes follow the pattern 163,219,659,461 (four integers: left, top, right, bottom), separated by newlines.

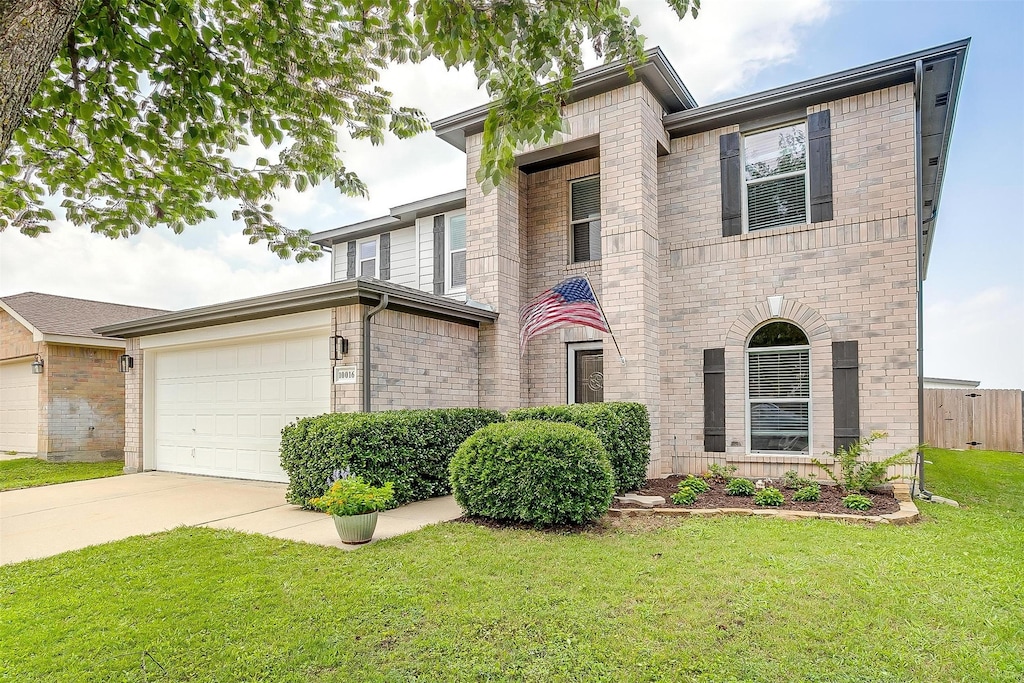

924,389,1024,453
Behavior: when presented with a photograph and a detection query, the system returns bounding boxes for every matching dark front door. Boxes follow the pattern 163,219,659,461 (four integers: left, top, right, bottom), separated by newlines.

574,349,604,404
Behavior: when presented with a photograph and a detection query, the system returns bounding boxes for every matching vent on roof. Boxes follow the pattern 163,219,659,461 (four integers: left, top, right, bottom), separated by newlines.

928,157,939,166
924,199,933,207
935,92,949,107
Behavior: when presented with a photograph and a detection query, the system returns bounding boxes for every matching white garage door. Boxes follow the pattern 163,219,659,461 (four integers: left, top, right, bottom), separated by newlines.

0,360,39,454
153,331,331,482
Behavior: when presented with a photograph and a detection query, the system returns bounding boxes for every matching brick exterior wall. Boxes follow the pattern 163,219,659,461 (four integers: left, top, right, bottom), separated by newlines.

658,83,919,478
38,343,126,462
330,305,480,412
123,337,143,472
0,309,37,361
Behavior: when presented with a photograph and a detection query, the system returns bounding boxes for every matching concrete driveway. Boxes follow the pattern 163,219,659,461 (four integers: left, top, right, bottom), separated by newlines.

0,472,463,565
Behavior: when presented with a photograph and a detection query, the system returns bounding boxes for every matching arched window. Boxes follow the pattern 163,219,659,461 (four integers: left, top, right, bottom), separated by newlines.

747,321,810,453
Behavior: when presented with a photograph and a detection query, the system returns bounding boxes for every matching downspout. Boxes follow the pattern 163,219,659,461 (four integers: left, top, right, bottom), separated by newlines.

913,59,933,499
362,294,389,413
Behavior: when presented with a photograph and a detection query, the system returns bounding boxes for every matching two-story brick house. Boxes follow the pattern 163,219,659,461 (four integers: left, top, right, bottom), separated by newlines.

99,40,968,484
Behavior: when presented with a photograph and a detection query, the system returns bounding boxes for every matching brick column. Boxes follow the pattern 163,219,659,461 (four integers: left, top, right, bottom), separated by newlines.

123,337,143,472
331,305,364,412
599,84,666,476
465,133,526,411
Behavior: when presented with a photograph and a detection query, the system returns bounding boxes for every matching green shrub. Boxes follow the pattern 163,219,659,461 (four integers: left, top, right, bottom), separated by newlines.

680,475,710,494
506,402,649,492
671,486,698,506
782,469,815,490
280,408,504,507
725,478,755,496
705,463,737,483
754,487,785,507
449,421,614,526
308,476,394,516
842,494,873,511
793,483,822,502
811,431,916,492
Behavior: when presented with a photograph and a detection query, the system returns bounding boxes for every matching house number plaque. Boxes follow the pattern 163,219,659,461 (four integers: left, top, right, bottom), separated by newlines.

333,365,357,384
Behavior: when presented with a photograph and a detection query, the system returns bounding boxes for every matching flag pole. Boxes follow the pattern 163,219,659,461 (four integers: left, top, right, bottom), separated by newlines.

581,272,626,365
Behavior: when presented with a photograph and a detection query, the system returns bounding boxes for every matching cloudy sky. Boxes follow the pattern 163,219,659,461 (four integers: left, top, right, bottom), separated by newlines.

1,0,1021,388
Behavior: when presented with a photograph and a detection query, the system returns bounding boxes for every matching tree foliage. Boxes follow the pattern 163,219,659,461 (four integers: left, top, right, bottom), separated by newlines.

0,0,699,260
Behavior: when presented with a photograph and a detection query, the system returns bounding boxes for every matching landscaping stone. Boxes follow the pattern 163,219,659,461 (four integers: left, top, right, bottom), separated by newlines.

614,493,665,508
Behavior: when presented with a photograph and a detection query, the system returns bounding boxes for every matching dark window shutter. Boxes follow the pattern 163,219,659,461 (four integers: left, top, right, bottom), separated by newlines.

720,133,742,237
808,110,834,223
379,232,391,281
832,341,859,452
704,348,726,452
432,215,445,294
346,240,356,279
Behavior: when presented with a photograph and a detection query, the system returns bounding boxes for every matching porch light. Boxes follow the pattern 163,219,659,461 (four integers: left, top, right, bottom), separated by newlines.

30,355,44,374
329,336,349,360
119,354,134,373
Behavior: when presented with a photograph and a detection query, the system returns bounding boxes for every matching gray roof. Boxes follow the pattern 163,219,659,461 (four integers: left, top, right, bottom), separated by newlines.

0,292,167,340
95,278,498,338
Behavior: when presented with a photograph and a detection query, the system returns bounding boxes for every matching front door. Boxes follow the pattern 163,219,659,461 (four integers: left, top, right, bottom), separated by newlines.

569,344,604,404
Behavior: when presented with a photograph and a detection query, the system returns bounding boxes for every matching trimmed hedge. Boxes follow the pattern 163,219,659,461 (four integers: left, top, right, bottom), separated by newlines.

449,421,615,525
280,408,504,507
506,402,650,492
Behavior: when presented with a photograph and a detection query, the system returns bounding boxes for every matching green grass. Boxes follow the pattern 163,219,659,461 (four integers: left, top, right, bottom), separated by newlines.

0,457,123,491
1,449,1022,682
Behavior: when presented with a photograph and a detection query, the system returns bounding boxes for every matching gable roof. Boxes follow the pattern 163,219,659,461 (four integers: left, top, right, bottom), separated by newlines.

310,190,467,247
0,292,168,348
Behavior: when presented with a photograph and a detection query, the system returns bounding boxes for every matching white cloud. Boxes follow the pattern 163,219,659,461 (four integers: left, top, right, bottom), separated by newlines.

925,286,1024,390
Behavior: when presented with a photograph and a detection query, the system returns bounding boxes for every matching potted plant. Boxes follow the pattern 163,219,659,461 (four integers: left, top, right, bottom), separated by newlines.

309,473,395,544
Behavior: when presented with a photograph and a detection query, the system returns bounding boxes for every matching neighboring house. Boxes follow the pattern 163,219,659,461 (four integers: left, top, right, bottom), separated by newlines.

98,40,969,483
0,292,166,460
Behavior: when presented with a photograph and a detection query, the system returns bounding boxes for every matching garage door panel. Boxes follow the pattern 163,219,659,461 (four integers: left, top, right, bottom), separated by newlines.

0,361,39,453
154,329,330,482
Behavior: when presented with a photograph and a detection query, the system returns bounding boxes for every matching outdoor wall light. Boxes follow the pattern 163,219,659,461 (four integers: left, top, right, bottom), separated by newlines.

119,354,134,373
30,355,44,374
329,336,349,360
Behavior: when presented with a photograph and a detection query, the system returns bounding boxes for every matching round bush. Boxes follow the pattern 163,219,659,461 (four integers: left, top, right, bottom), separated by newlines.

449,421,615,526
725,477,756,496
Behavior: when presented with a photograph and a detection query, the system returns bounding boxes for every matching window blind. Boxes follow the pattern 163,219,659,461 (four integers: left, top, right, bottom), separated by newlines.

571,177,600,221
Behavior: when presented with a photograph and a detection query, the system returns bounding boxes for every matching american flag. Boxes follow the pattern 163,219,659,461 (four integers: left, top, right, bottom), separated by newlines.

519,276,609,353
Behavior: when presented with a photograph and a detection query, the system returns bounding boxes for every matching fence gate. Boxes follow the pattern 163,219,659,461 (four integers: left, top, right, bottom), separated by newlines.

924,389,1024,453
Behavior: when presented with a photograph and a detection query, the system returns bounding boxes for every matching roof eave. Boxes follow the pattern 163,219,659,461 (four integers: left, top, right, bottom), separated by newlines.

432,47,697,152
663,39,971,137
95,279,498,338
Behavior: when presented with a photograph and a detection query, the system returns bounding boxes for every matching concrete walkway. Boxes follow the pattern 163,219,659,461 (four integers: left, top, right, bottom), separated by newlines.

0,472,463,565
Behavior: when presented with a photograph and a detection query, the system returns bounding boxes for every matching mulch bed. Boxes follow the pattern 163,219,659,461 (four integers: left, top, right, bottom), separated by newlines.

627,476,900,516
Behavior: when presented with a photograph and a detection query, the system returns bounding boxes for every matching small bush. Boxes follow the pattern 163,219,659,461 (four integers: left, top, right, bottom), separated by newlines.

725,478,755,496
811,432,916,492
449,421,614,526
705,463,738,483
754,487,785,507
506,402,650,492
308,476,394,517
671,486,698,506
842,494,873,511
280,408,504,507
782,469,815,490
793,483,822,502
680,475,710,494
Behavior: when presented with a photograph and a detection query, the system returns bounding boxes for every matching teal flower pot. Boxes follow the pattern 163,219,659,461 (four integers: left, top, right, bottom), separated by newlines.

332,512,379,544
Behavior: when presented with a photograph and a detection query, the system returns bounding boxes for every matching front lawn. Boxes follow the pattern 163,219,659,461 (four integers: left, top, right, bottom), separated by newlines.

0,457,123,491
1,449,1021,682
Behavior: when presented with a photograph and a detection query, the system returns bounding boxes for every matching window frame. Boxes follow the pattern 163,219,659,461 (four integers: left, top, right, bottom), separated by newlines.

445,210,467,294
741,121,811,233
357,237,378,279
569,175,601,264
566,341,604,405
744,321,812,455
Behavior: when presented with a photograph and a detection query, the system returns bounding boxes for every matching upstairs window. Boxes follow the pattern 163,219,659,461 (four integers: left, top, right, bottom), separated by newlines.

358,238,377,278
447,213,466,291
744,123,808,231
747,321,810,454
570,176,601,263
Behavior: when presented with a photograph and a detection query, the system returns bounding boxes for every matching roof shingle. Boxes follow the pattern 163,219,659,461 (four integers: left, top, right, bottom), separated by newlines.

0,292,168,340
